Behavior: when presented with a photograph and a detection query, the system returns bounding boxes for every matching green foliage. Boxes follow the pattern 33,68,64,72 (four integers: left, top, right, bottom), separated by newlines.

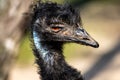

65,0,120,7
49,0,64,4
17,35,34,65
63,43,84,59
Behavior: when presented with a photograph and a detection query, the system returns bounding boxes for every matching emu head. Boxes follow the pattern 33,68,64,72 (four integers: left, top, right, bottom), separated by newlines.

31,2,99,48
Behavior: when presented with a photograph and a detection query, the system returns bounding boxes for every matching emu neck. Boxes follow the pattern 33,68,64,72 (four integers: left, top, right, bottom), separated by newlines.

33,31,83,80
33,31,64,69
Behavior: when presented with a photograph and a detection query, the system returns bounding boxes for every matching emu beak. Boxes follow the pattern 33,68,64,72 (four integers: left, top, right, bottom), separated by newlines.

74,28,99,48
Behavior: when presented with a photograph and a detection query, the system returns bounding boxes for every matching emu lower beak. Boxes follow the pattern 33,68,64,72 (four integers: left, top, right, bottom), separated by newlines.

75,29,99,48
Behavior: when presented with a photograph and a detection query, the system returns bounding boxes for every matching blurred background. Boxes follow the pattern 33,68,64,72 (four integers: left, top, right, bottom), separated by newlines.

0,0,120,80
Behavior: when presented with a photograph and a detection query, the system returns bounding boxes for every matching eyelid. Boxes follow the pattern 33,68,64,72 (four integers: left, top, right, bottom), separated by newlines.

50,24,64,27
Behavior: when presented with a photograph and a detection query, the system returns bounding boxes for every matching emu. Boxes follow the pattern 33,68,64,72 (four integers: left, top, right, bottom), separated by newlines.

30,1,99,80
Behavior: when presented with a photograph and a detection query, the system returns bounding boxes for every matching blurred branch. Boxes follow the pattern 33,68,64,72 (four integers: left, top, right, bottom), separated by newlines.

0,0,10,16
84,39,120,80
0,0,32,80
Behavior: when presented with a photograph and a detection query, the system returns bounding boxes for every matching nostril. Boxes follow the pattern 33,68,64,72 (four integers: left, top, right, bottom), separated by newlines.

83,37,90,40
76,30,84,36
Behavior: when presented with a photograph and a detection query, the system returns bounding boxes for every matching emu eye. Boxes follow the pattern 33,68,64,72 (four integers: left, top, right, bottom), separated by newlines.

51,26,63,32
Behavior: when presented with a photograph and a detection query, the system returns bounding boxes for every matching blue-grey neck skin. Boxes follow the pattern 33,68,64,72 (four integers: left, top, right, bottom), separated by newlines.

33,31,49,58
33,30,55,67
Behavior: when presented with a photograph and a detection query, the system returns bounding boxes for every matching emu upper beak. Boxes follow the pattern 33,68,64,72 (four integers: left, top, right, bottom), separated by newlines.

74,28,99,48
